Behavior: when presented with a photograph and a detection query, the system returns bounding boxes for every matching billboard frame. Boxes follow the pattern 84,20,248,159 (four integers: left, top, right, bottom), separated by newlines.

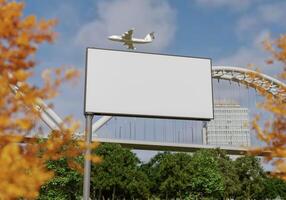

83,47,214,121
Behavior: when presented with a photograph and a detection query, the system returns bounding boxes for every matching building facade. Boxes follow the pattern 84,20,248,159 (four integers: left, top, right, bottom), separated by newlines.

202,101,251,147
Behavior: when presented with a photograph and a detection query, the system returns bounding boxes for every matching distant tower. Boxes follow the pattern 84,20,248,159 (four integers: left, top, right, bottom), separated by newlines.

202,100,251,147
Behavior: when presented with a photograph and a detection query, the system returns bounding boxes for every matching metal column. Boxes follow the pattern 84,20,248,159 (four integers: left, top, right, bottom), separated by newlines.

83,114,93,200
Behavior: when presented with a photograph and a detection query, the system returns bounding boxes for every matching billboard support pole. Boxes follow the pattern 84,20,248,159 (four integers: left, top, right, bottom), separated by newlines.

83,113,93,200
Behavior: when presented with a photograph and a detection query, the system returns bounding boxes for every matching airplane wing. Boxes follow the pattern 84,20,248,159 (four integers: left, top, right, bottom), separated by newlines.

127,43,135,50
123,42,135,50
122,29,133,40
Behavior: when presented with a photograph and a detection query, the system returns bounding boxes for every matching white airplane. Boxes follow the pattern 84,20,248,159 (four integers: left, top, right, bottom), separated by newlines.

108,29,155,50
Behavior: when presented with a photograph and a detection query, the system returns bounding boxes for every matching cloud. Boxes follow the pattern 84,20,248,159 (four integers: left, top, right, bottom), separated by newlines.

216,31,268,66
75,0,176,51
217,1,286,77
237,1,286,34
215,30,283,77
258,2,286,24
194,0,253,10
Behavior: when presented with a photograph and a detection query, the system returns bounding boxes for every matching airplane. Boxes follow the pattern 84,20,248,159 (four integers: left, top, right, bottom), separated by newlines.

108,29,155,50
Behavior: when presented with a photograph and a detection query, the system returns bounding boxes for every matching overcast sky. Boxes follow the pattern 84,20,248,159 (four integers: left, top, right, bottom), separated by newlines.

23,0,286,161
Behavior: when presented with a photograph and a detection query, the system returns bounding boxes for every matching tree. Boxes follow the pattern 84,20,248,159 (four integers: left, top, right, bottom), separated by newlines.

255,176,286,200
124,167,151,199
38,158,83,200
233,156,265,200
141,152,169,197
207,149,240,199
147,152,193,199
188,150,224,199
144,150,228,199
265,176,286,199
0,0,99,198
252,34,286,179
91,143,150,199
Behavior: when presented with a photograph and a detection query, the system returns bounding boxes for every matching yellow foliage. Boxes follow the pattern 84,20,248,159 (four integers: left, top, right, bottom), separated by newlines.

0,0,100,199
0,143,53,199
252,34,286,180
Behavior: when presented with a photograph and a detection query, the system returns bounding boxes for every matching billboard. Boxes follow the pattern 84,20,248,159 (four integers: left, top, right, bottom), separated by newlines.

84,48,213,120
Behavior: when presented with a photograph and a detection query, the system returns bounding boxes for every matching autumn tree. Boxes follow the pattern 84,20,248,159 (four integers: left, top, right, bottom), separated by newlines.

0,0,99,199
252,34,286,180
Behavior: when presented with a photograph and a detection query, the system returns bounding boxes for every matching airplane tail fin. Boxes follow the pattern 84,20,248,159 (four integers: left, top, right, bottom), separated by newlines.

144,32,155,41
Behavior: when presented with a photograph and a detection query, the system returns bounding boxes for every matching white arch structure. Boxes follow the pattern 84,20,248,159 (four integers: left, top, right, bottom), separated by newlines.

212,66,286,100
25,66,286,155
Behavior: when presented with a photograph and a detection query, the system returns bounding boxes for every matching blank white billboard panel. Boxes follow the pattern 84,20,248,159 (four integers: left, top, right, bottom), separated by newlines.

85,48,213,120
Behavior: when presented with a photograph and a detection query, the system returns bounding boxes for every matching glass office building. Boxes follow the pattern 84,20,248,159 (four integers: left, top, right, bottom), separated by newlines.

202,101,251,147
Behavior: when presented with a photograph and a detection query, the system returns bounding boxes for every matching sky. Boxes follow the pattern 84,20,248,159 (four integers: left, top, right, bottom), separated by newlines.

22,0,286,161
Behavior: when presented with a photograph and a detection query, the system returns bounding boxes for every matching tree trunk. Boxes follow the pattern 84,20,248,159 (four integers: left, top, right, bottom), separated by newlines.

98,189,102,200
92,187,95,200
112,186,116,200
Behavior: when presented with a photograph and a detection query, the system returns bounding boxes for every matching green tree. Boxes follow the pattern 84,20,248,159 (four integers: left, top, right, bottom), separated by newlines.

91,143,150,199
234,156,265,200
124,167,151,199
257,176,286,199
208,149,240,199
141,151,169,197
154,152,193,199
38,158,83,200
189,150,224,199
144,150,236,199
